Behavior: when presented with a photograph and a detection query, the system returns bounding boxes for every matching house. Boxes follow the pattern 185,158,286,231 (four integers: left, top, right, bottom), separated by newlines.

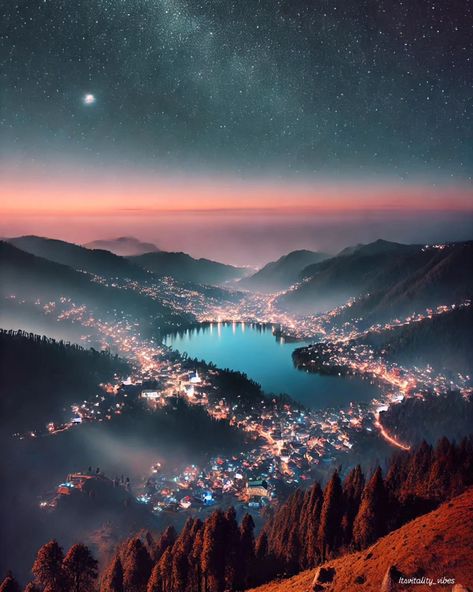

245,479,269,498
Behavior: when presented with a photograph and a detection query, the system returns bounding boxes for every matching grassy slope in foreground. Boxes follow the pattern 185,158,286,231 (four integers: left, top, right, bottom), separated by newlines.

249,487,473,592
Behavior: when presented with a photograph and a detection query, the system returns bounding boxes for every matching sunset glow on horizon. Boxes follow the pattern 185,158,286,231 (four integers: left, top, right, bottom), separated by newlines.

2,164,472,220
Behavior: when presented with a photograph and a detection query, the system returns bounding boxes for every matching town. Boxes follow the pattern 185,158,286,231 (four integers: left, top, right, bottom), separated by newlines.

5,269,471,519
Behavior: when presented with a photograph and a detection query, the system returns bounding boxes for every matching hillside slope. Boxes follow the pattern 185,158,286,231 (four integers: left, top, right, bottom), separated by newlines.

249,488,473,592
0,329,130,431
240,250,329,292
7,235,148,281
356,305,473,373
278,240,473,319
129,251,247,285
0,241,194,333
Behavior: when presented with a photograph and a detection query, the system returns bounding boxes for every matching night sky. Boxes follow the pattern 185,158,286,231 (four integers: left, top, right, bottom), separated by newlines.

1,0,472,263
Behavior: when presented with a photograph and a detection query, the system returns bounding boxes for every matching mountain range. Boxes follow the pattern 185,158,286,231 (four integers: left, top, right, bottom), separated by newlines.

7,235,149,281
277,239,473,322
0,241,193,334
6,235,247,286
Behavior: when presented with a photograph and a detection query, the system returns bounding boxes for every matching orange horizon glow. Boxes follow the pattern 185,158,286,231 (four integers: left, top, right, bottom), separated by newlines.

1,165,472,220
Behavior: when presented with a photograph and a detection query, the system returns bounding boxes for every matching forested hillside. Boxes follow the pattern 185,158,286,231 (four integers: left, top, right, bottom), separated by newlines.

0,329,130,431
4,438,471,591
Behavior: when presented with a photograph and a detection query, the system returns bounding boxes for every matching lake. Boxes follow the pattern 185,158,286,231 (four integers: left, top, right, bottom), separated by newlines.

163,322,378,409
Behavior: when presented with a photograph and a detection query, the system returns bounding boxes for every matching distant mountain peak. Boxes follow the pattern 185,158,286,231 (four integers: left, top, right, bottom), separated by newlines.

83,237,160,256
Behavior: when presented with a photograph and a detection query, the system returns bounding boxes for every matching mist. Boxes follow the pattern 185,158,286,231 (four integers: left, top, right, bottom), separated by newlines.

2,210,472,266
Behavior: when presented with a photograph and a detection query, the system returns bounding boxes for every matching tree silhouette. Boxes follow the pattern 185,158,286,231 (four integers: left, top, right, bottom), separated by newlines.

100,555,124,592
201,510,227,592
239,513,255,588
123,538,153,592
63,544,97,592
353,466,388,549
0,576,20,592
317,471,343,561
32,540,66,591
341,465,365,547
154,526,177,562
146,562,163,592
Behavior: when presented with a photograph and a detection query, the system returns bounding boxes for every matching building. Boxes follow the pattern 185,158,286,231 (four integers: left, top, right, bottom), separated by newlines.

245,479,269,499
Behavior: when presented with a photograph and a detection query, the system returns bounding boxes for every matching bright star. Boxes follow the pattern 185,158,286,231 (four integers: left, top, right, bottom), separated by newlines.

83,93,96,105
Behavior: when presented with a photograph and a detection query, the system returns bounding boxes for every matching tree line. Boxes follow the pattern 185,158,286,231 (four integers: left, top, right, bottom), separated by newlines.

2,437,472,592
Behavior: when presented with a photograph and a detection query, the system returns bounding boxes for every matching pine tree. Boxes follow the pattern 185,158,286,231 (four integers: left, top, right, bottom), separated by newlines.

353,466,388,549
23,584,41,592
223,507,240,590
189,526,204,592
0,576,20,592
101,555,124,592
156,548,172,592
239,513,255,588
305,482,323,568
317,471,343,561
171,518,195,592
32,540,66,591
201,510,227,592
146,563,163,592
341,465,365,547
154,526,177,562
123,538,153,592
63,544,98,592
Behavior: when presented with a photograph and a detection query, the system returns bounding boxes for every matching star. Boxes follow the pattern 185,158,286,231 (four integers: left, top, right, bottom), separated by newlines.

83,94,96,106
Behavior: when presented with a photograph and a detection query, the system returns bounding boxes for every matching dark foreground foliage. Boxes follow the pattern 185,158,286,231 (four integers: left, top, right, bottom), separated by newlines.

3,437,472,591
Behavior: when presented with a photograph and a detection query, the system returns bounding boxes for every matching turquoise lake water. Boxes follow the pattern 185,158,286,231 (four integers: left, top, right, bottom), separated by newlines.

163,322,378,409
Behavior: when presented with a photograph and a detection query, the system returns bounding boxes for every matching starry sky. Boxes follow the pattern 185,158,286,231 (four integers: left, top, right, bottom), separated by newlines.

1,0,472,264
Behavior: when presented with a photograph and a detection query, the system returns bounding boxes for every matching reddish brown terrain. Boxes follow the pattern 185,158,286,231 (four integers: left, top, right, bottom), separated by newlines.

249,488,473,592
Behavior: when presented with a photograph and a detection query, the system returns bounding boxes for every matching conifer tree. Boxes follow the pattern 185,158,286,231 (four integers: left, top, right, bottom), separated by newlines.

101,556,124,592
353,466,388,549
171,518,195,592
123,538,153,592
154,526,177,562
146,563,163,592
156,547,172,592
223,507,240,590
305,482,324,568
63,543,98,592
189,526,204,592
32,540,66,592
239,513,255,588
201,510,227,592
317,471,343,561
341,465,365,547
0,576,20,592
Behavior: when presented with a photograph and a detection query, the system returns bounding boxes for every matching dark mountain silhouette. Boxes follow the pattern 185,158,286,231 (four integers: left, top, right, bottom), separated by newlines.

7,236,149,281
356,304,473,373
84,237,160,256
277,240,473,319
129,251,247,285
344,240,473,325
239,250,329,292
0,329,130,431
379,391,473,447
0,241,194,333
